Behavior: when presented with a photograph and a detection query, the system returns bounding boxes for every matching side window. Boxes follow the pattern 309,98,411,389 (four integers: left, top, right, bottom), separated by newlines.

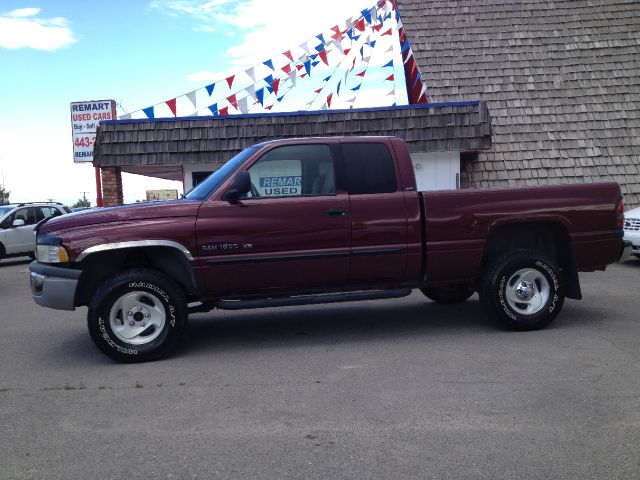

244,144,335,198
0,210,16,228
342,143,397,194
39,207,61,221
12,207,34,225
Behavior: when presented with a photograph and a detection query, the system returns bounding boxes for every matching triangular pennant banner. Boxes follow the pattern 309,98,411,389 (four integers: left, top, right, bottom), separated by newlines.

383,59,394,68
316,33,325,44
245,84,257,100
263,59,274,70
186,91,197,108
272,78,280,95
385,74,395,81
208,103,218,115
327,92,333,108
205,83,215,96
142,106,154,119
166,98,177,116
227,94,237,109
319,49,328,65
246,66,255,82
256,88,265,105
283,50,294,62
381,27,393,36
226,75,235,88
219,106,229,116
238,96,249,114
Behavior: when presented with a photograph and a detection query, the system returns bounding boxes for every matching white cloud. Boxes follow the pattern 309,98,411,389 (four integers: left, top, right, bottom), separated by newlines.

0,8,76,51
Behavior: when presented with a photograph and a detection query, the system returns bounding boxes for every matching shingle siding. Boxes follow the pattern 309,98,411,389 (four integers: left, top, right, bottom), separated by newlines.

399,0,640,206
94,103,492,168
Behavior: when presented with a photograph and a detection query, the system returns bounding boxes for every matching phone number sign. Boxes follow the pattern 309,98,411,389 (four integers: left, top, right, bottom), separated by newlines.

70,100,116,163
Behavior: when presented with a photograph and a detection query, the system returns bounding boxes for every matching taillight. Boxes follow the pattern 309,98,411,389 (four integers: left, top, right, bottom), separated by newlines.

616,199,624,229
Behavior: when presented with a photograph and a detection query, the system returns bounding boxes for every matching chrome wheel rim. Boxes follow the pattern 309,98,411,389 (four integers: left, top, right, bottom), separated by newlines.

505,268,550,316
109,291,166,345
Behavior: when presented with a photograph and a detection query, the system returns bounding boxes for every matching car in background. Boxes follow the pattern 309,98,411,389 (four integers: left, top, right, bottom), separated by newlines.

0,202,72,261
624,206,640,259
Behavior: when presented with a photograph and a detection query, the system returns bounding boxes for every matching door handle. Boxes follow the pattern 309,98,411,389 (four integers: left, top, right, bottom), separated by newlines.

324,208,347,218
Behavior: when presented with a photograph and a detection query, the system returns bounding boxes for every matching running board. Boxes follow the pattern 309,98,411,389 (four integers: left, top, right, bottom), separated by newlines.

189,288,412,313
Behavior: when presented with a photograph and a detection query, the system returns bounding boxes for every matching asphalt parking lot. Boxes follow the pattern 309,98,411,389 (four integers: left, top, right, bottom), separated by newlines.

1,257,639,479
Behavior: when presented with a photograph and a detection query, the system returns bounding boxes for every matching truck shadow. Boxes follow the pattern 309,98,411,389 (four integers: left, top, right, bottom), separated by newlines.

0,258,31,268
175,294,600,358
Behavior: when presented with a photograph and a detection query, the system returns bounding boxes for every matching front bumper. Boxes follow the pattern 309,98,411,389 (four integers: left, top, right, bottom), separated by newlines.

623,230,640,257
29,261,81,311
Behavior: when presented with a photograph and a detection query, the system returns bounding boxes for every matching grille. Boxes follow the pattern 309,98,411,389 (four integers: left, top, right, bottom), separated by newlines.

625,218,640,232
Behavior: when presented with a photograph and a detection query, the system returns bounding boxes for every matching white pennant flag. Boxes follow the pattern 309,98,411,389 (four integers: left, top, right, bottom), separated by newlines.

363,55,371,63
369,7,377,24
384,43,393,53
404,50,413,64
288,71,297,87
246,66,256,82
334,39,344,53
238,96,249,114
299,41,311,55
386,89,395,96
345,16,354,30
119,113,132,120
397,19,404,30
245,84,257,100
186,91,197,109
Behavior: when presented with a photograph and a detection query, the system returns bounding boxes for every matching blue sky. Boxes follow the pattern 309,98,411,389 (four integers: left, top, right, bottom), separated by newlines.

0,0,400,205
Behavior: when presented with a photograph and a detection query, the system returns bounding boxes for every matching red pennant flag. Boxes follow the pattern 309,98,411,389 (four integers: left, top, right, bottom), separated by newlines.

296,64,304,71
380,0,387,8
343,48,351,56
227,94,237,109
385,74,395,81
226,75,235,88
300,73,307,78
281,64,292,74
351,58,356,71
372,24,381,32
219,106,229,116
166,98,177,116
318,49,328,65
399,29,406,44
314,88,322,93
331,25,342,40
283,50,294,62
389,0,396,10
354,18,365,31
272,78,280,95
381,27,393,36
356,70,366,77
327,93,333,108
265,105,273,110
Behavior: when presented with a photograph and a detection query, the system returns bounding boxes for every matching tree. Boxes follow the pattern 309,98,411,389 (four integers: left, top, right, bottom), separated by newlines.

72,196,91,209
0,184,9,205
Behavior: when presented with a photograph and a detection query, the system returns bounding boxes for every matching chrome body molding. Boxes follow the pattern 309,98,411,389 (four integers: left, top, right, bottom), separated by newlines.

75,240,194,262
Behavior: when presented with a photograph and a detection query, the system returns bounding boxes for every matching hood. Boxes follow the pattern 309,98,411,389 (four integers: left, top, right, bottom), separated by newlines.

39,200,202,234
625,206,640,220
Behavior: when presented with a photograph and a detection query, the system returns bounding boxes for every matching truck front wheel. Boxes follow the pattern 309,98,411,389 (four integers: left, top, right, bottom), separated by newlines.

87,269,188,362
480,249,565,330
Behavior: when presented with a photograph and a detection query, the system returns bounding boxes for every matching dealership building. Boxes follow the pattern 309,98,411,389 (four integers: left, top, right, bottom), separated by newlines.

93,0,640,208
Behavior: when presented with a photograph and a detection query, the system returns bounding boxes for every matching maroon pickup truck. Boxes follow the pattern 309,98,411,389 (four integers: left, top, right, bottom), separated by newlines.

29,137,629,362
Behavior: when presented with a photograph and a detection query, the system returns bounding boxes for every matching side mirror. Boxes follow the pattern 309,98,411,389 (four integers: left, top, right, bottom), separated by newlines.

12,219,25,227
222,170,252,203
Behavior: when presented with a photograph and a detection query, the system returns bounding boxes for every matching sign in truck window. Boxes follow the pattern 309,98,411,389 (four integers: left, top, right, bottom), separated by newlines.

249,159,302,197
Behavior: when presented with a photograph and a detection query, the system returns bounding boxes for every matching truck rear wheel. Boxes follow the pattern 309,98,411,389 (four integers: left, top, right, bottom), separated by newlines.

480,249,564,330
420,284,474,304
87,268,188,362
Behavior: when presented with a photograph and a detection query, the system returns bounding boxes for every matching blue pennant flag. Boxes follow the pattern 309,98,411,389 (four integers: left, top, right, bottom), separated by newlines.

360,46,364,58
368,40,376,48
383,59,394,68
337,80,342,95
310,53,318,60
401,39,410,53
142,106,154,119
266,85,274,94
385,11,392,20
323,75,331,82
256,88,265,105
314,43,324,53
277,96,284,102
264,74,274,85
346,28,355,40
316,33,325,44
263,59,274,70
352,34,360,42
208,103,218,115
378,14,384,24
304,60,311,76
351,84,361,91
205,83,215,96
312,60,320,67
361,8,372,24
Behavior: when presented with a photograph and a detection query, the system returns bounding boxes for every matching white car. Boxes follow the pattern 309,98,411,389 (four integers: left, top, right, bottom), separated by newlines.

0,203,71,261
624,206,640,259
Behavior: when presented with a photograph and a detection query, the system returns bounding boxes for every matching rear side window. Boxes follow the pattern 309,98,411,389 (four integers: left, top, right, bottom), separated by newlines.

342,143,397,194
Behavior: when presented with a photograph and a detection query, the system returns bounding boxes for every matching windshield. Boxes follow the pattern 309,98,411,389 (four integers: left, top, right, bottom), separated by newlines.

0,206,13,217
184,147,258,201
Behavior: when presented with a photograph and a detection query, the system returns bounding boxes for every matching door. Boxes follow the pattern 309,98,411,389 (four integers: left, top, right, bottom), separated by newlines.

196,143,351,297
339,141,409,283
0,207,37,254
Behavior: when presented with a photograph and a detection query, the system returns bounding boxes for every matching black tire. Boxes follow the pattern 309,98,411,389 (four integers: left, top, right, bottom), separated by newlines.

480,249,564,331
27,251,35,260
87,268,188,363
420,284,475,304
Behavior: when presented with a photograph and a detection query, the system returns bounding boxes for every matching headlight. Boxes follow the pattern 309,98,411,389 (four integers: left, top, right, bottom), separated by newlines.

36,244,70,263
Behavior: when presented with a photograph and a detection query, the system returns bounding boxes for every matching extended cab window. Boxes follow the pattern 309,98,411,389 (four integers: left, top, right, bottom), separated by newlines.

244,144,335,198
342,143,397,194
